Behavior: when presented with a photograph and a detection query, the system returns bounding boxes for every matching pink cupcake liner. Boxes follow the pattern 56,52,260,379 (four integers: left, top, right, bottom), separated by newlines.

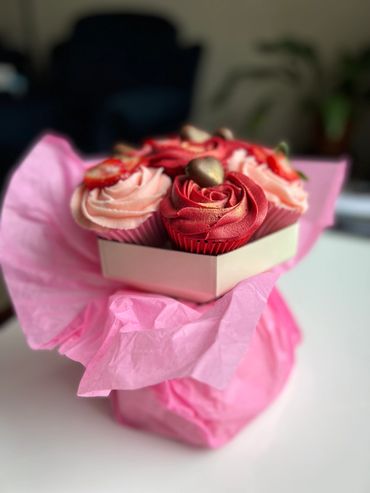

97,211,167,247
163,219,250,255
252,202,301,241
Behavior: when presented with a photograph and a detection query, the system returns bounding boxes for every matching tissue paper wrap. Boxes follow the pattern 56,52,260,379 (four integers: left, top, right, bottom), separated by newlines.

0,135,345,447
112,287,300,448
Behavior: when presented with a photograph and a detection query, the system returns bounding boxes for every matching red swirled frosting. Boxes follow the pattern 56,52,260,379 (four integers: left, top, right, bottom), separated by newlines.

145,136,230,178
160,172,268,242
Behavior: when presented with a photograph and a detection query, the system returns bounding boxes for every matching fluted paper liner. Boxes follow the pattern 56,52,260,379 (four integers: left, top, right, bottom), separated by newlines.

98,211,166,246
253,202,301,240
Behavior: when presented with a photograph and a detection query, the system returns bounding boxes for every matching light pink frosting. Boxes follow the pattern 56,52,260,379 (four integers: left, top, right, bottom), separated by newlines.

71,166,171,232
227,149,308,213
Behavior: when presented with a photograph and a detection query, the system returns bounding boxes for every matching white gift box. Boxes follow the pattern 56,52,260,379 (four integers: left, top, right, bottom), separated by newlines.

98,223,299,303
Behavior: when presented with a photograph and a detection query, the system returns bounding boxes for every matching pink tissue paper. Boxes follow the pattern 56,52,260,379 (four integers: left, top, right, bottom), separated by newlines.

0,134,346,448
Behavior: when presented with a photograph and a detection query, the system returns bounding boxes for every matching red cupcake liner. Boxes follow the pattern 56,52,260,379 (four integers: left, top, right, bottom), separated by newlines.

97,211,167,247
252,202,301,241
163,219,249,255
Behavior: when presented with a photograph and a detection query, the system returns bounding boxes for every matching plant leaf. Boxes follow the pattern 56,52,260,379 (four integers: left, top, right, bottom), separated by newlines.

257,37,322,79
211,65,298,107
319,94,352,141
258,37,318,63
244,97,276,135
337,47,370,98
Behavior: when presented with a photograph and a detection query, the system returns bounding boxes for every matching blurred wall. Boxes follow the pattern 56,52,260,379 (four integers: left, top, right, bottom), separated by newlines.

1,0,370,148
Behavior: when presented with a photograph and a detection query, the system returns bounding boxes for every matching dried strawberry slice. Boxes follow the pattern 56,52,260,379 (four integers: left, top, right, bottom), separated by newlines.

249,145,270,163
266,152,300,182
118,155,147,172
227,140,270,163
144,136,180,151
83,158,124,190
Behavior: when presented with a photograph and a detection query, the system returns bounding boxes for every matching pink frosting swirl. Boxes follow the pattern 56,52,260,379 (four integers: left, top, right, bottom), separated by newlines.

71,166,171,232
227,149,308,213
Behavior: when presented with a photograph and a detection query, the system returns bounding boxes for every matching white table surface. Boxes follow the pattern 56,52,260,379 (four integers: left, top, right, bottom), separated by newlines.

1,231,370,493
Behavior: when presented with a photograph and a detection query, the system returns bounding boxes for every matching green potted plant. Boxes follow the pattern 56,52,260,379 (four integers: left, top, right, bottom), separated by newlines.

212,37,370,160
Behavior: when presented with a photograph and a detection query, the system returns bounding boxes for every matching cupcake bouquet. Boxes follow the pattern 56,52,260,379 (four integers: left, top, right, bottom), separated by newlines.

0,125,345,448
69,125,309,302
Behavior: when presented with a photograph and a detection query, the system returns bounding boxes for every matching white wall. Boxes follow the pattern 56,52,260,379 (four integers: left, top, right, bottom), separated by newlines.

1,0,369,146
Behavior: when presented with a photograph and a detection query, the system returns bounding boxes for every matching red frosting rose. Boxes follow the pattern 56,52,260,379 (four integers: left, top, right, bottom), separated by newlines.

160,172,268,253
146,137,230,178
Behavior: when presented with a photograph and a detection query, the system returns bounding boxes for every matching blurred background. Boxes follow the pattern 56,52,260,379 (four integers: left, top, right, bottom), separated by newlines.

0,0,369,317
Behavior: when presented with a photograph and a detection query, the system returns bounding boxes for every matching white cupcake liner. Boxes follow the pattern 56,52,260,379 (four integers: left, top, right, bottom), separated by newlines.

97,211,167,247
252,202,301,241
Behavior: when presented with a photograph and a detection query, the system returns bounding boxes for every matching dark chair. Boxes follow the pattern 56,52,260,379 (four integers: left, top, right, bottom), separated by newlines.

50,13,203,151
0,13,202,192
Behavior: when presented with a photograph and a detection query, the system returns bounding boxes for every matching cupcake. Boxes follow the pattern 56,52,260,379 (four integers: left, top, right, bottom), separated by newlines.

227,147,308,239
160,157,268,255
71,159,171,246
